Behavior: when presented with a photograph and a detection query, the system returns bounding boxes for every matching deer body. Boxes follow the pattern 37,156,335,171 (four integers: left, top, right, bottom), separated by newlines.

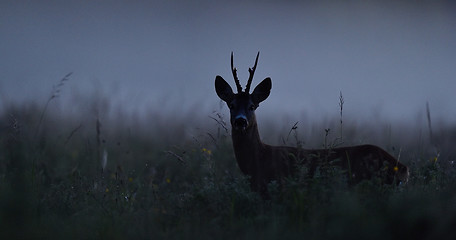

215,52,409,195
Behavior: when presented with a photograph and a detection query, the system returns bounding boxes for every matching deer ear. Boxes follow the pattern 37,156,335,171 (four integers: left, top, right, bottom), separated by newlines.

252,77,272,105
215,75,234,102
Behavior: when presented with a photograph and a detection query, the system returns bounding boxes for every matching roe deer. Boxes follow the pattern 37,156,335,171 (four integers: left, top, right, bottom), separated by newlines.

215,52,409,196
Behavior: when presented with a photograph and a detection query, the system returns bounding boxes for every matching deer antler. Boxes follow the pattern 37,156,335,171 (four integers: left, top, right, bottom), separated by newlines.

245,52,259,93
231,52,243,93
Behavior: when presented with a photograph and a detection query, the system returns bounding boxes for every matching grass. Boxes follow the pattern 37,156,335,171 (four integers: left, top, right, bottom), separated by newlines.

1,81,456,239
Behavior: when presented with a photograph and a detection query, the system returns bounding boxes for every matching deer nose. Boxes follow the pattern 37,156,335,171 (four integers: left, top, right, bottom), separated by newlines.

234,115,248,130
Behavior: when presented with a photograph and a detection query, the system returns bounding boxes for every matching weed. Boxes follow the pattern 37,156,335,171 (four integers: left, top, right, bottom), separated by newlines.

1,80,455,239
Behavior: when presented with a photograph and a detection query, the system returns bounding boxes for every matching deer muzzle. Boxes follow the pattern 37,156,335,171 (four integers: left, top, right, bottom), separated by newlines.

233,115,248,131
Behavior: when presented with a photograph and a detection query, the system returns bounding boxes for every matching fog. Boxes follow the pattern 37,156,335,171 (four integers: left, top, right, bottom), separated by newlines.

1,0,455,125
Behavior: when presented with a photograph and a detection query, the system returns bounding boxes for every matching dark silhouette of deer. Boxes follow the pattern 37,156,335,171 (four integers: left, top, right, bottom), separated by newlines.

215,52,409,196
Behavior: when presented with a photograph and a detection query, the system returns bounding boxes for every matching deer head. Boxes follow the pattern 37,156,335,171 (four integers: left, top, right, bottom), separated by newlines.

215,52,272,132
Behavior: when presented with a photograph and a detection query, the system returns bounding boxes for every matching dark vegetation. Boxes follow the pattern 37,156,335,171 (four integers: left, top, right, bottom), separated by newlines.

1,76,456,239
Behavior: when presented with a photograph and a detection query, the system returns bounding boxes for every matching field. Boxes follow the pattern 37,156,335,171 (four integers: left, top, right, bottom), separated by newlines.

1,83,456,239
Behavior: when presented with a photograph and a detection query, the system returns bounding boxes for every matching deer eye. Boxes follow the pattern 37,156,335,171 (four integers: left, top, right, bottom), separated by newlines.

228,103,234,109
249,105,256,111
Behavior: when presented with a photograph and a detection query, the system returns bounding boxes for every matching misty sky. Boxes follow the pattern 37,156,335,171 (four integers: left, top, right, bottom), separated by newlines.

1,0,455,124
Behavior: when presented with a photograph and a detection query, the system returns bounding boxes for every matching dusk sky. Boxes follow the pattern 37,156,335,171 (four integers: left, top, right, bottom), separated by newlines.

1,0,455,125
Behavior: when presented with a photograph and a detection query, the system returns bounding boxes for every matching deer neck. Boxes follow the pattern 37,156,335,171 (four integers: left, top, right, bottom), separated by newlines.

231,118,265,172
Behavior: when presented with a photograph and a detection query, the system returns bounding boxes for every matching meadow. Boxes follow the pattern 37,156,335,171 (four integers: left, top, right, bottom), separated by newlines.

1,77,456,239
